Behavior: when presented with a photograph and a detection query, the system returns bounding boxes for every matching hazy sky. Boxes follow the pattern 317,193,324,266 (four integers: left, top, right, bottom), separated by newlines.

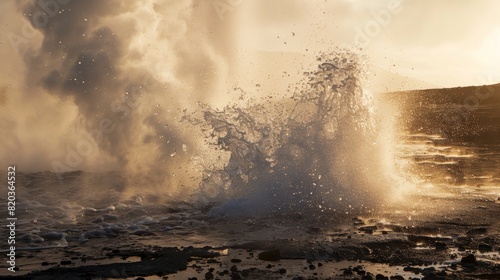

1,0,499,172
236,0,500,87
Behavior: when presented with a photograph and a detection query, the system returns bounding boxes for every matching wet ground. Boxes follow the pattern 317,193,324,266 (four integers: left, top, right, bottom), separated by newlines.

1,181,498,280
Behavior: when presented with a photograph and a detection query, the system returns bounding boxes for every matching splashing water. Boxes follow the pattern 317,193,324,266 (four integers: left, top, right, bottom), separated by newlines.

186,50,402,218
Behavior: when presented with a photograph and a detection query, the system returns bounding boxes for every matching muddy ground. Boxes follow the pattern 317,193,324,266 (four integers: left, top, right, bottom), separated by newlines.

1,190,499,280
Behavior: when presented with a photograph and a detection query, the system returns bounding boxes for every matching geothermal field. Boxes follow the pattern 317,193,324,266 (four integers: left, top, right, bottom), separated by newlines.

0,1,499,279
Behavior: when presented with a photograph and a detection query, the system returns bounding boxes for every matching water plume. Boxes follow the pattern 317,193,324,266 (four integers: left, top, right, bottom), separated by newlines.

8,1,407,213
187,50,402,218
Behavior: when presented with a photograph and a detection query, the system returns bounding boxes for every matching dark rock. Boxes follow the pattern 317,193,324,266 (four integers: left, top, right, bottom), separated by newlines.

204,271,214,279
466,228,487,235
230,265,238,272
231,258,242,263
403,266,422,274
231,273,242,280
258,249,281,261
478,243,493,252
434,242,447,250
360,226,377,234
343,268,353,275
422,267,436,276
360,226,378,231
423,273,438,280
102,214,118,221
19,233,44,243
362,276,374,280
435,270,447,277
266,264,273,269
241,269,251,277
188,278,198,280
135,278,146,280
41,262,49,266
480,236,496,243
40,231,66,240
278,268,287,274
376,274,389,280
357,270,367,276
390,276,404,280
309,264,316,270
60,260,72,265
457,236,473,243
461,254,476,265
307,227,323,234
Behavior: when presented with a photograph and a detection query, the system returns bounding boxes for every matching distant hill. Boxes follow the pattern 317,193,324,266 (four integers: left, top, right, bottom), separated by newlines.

386,83,500,105
383,83,500,144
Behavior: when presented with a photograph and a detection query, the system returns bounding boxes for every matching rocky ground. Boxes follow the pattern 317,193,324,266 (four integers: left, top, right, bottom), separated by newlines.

0,188,499,280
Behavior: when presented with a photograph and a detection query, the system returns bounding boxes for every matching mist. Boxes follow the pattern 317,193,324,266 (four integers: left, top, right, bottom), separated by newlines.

1,0,244,195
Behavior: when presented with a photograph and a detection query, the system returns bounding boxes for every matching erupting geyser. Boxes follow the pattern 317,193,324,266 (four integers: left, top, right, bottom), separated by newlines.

187,50,404,218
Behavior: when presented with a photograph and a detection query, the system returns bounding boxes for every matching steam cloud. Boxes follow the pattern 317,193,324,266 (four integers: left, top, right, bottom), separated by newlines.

5,0,238,194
